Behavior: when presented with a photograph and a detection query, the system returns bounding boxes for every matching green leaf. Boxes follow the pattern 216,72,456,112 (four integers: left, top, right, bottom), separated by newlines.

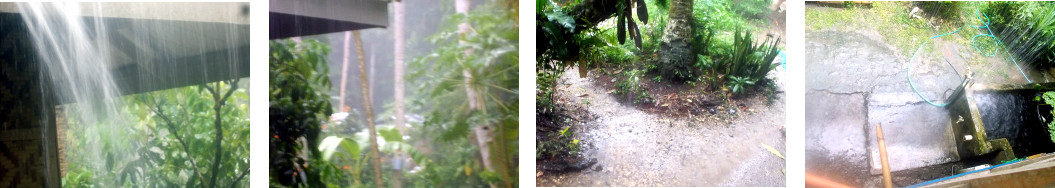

319,136,361,162
761,143,784,160
545,10,576,32
378,128,405,142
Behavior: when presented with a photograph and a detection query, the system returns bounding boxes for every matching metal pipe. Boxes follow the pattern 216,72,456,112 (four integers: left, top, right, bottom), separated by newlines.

878,123,893,188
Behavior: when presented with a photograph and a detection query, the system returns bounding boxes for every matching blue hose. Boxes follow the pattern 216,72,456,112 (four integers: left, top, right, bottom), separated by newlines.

779,50,787,69
905,158,1024,188
908,9,1032,107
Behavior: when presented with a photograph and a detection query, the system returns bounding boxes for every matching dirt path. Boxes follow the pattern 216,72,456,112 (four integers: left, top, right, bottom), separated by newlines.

536,67,786,187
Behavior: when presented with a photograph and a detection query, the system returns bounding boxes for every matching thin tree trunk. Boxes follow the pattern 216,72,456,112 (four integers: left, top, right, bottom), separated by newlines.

393,1,407,188
369,46,376,105
354,30,385,188
339,32,351,112
393,0,407,144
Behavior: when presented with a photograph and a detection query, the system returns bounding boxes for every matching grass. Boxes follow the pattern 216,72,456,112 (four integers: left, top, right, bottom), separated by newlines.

806,2,970,57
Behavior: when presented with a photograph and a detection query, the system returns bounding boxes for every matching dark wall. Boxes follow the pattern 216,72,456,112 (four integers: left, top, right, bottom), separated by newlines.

0,12,59,187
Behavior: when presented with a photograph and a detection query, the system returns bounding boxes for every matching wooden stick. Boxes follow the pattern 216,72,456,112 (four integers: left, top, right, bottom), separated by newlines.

877,123,893,188
805,173,853,188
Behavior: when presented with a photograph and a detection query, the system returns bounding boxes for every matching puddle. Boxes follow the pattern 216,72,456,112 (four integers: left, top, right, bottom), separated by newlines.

974,90,1055,157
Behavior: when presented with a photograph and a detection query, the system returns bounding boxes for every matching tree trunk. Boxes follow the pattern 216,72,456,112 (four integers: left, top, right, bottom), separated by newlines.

658,0,694,79
454,0,499,188
339,32,351,112
392,1,406,188
354,30,385,188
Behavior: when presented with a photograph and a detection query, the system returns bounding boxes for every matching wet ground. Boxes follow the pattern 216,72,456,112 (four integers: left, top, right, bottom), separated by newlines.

806,5,1049,187
535,67,787,187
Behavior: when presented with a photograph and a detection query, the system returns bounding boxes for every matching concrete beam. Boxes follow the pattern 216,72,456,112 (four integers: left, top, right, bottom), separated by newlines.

108,45,250,102
269,0,388,39
0,2,249,25
0,3,251,100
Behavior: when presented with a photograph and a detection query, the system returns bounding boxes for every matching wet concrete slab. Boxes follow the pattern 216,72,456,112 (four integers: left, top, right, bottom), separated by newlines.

806,31,906,94
807,30,969,186
866,92,959,174
805,91,871,186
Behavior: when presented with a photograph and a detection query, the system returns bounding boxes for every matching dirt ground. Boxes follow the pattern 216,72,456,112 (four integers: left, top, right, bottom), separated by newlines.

534,3,788,186
535,67,786,187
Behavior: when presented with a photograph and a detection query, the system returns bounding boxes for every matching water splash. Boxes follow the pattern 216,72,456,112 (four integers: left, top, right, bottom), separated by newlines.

18,2,132,186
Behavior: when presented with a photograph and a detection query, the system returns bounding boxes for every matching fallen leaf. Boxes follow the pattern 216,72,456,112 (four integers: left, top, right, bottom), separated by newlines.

762,143,785,160
578,93,589,97
606,90,616,94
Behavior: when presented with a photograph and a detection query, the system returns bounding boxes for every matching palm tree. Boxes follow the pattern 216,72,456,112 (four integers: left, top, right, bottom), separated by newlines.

658,0,694,79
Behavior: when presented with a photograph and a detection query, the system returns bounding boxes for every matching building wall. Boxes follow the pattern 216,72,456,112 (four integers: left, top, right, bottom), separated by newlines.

0,12,58,188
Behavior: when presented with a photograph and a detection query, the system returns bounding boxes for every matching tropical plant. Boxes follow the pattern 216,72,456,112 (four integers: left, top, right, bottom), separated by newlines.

408,0,518,187
725,28,780,96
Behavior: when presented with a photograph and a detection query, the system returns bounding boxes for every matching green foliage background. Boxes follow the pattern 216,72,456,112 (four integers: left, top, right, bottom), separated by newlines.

62,79,250,187
269,39,334,187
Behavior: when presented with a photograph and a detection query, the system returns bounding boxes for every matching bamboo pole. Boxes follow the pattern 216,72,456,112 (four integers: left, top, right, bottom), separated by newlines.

877,123,893,188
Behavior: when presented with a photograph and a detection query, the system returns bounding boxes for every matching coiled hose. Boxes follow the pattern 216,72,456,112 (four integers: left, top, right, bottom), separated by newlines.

908,9,1031,107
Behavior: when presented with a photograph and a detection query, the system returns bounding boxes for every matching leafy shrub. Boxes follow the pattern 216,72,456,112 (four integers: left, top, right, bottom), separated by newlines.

730,0,771,19
730,28,780,83
642,1,669,55
579,27,636,65
914,1,964,22
695,54,721,90
1040,91,1055,144
616,69,652,103
704,28,780,96
691,16,716,62
537,61,564,114
537,126,581,159
270,39,333,187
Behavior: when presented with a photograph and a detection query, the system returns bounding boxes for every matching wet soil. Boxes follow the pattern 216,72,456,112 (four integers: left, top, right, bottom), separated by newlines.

535,67,786,187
